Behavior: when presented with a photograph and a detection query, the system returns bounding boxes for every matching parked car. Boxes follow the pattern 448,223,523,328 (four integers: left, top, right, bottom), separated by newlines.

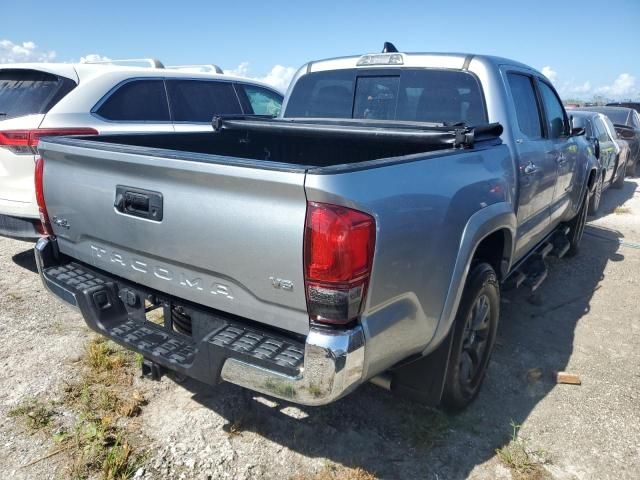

570,111,627,213
606,101,640,114
0,60,283,240
35,46,597,411
575,106,640,175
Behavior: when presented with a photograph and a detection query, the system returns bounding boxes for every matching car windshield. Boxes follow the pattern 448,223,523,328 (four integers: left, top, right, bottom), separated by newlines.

284,68,487,125
0,69,75,119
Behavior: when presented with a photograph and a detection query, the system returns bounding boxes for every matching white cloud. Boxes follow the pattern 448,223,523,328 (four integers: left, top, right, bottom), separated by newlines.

541,66,557,83
225,61,250,78
542,66,639,100
557,80,592,97
225,62,297,92
0,39,56,63
595,73,638,98
79,53,112,63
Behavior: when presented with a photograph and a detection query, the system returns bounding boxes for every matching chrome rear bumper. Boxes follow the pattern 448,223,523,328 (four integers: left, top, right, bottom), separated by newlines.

35,236,365,406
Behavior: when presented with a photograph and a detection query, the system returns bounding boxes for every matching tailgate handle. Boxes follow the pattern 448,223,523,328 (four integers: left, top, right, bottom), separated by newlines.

114,186,163,221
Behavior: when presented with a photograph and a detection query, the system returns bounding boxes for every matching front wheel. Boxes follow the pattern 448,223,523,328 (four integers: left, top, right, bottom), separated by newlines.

441,262,500,411
588,173,603,215
566,187,589,257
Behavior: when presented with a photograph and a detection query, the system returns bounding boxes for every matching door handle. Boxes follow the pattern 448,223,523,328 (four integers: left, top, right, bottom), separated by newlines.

523,161,539,175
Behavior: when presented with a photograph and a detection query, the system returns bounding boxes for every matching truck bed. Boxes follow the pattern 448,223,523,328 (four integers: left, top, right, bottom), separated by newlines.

57,118,503,168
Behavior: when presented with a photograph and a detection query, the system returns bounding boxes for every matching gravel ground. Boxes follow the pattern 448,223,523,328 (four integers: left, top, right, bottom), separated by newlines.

0,179,639,480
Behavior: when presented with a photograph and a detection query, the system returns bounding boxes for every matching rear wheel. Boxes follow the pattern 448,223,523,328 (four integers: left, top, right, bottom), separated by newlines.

441,262,499,411
566,187,589,257
588,173,603,215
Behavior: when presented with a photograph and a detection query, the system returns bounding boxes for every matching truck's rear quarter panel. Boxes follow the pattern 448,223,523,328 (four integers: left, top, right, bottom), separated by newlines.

305,144,513,377
39,142,310,335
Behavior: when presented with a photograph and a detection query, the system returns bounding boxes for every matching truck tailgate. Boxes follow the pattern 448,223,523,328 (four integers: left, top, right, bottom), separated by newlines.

38,141,310,335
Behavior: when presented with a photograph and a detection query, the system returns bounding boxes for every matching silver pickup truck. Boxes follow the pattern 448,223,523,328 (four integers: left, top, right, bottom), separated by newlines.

35,47,598,410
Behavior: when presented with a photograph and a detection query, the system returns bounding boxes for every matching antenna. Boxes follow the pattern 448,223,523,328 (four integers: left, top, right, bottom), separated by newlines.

382,42,398,53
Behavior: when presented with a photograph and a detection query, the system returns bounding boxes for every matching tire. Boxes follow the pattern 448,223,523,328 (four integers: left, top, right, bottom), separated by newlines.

588,173,603,215
628,155,640,177
566,188,589,257
613,160,626,189
441,262,500,412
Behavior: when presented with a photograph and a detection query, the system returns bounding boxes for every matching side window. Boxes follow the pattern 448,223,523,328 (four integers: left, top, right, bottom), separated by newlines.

96,80,170,121
538,81,569,139
166,80,242,122
238,85,283,116
507,73,543,139
594,118,610,142
584,120,593,138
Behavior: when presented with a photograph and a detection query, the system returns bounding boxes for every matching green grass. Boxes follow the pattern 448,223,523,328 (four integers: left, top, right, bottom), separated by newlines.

8,398,55,431
496,421,549,480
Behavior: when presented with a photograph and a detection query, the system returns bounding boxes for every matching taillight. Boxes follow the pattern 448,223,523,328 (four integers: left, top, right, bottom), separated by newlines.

34,156,53,236
304,202,376,325
0,128,98,154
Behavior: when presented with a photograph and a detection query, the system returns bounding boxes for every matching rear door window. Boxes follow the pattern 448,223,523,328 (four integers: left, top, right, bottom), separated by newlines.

237,84,283,116
95,79,170,121
0,69,75,119
166,80,242,122
507,73,543,139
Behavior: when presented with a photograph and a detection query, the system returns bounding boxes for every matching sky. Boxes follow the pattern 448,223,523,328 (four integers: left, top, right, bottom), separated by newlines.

1,0,639,99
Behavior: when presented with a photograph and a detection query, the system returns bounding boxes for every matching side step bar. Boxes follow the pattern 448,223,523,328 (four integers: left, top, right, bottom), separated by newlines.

504,226,572,293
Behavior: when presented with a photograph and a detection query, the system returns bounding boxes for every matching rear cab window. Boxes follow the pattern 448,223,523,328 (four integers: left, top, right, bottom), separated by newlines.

94,79,170,121
0,69,76,120
284,68,487,125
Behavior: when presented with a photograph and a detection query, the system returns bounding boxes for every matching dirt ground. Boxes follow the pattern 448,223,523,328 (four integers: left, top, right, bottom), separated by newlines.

1,179,639,480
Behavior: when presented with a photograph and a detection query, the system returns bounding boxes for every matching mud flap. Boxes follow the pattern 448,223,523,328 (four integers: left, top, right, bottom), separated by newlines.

389,327,455,406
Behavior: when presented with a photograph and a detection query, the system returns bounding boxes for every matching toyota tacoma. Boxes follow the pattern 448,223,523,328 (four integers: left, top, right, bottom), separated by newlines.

34,45,597,410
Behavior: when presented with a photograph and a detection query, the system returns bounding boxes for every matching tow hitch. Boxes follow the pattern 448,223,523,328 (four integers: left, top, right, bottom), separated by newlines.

141,359,165,381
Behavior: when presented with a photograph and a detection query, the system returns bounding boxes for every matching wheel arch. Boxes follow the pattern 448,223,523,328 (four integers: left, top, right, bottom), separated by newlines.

424,202,516,356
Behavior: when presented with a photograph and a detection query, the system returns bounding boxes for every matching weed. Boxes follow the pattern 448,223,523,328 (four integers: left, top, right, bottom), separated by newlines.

265,378,297,399
8,398,55,431
85,337,132,375
496,421,549,480
307,382,324,398
614,206,631,214
403,406,450,448
291,462,377,480
103,438,137,480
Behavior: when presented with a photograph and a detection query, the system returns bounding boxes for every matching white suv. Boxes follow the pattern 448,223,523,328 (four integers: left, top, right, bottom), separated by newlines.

0,59,283,240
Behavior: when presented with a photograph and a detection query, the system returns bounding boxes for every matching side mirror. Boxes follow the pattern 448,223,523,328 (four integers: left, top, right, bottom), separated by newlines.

571,127,585,136
619,128,635,140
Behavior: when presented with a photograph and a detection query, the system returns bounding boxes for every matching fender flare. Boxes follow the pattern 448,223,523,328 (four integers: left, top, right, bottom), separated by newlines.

423,202,516,355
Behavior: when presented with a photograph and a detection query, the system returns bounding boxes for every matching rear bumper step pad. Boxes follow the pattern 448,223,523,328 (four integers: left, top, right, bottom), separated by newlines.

35,237,365,405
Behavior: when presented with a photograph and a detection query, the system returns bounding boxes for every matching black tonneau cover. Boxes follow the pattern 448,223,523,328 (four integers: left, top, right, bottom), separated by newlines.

212,116,503,149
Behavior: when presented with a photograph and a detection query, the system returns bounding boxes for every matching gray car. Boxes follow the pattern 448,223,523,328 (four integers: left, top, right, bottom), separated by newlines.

35,46,598,411
570,110,627,213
